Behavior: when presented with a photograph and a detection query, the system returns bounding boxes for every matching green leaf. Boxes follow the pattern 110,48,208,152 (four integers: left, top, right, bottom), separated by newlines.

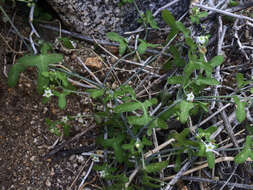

195,77,219,86
114,85,136,98
236,73,250,89
58,93,67,109
59,37,75,49
175,154,181,172
206,152,215,169
137,40,148,55
246,124,253,135
137,39,159,55
175,21,190,37
196,102,209,112
128,115,152,126
97,135,126,163
234,149,249,164
156,118,168,129
233,96,246,123
142,136,152,146
236,73,245,89
234,136,252,164
143,98,158,108
8,53,63,94
183,61,197,84
145,10,158,29
63,124,70,136
208,55,224,68
86,88,105,99
106,32,128,55
172,128,190,145
40,42,53,54
145,160,168,173
114,101,142,113
119,42,128,56
167,76,183,84
197,143,206,156
169,46,185,67
107,32,124,42
162,10,179,42
179,100,194,123
142,175,161,188
229,0,239,7
161,10,177,30
185,37,196,51
198,11,208,18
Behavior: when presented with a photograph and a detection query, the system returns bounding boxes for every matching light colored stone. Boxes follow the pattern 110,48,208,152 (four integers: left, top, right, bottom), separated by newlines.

46,0,190,38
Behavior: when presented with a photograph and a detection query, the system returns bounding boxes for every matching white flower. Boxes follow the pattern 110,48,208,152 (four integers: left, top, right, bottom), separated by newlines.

196,36,208,45
75,113,84,123
92,155,100,162
205,142,215,152
98,170,107,178
204,142,219,155
61,116,68,123
186,92,195,102
43,88,53,98
70,40,77,48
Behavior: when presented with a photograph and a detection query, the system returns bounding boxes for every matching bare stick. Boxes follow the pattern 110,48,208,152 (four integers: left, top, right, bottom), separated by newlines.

164,156,252,181
144,138,175,158
45,124,96,158
68,158,91,190
219,102,239,148
39,24,171,57
181,176,253,190
233,19,249,60
192,3,253,22
125,167,139,188
0,5,31,50
153,0,180,17
191,103,231,131
164,158,196,190
78,161,94,190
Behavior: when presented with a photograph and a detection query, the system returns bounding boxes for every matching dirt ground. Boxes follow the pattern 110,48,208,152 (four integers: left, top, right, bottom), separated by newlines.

0,5,102,190
0,62,101,190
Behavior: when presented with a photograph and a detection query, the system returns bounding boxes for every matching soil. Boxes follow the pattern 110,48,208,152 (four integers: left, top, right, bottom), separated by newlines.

0,4,101,190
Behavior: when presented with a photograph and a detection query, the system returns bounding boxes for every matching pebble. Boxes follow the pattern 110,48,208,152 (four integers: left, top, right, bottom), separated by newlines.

76,155,84,163
30,156,36,162
69,155,76,161
45,179,51,187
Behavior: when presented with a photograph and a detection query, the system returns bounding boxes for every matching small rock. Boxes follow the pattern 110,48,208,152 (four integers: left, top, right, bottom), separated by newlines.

76,155,84,163
73,163,78,168
45,179,51,187
69,155,75,161
30,156,36,161
50,168,55,176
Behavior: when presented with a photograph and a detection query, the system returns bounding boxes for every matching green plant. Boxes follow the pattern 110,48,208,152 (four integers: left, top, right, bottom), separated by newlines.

46,116,71,136
8,43,75,109
190,7,208,24
86,9,252,189
234,136,253,164
8,43,63,94
6,1,253,188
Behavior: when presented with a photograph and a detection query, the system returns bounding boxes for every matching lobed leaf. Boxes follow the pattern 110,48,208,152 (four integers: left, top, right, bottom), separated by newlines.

145,160,169,173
